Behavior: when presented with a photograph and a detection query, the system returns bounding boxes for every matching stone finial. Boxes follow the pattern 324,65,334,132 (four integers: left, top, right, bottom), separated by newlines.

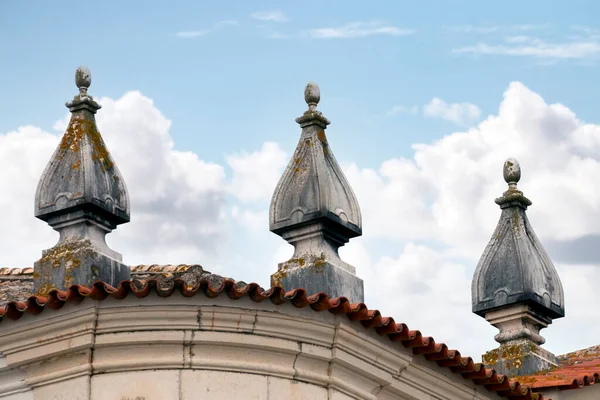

75,66,92,93
472,158,564,377
33,67,131,296
269,82,364,303
304,81,320,110
503,157,521,187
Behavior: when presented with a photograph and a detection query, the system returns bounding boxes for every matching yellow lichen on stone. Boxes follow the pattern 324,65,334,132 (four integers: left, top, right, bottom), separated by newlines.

63,275,74,288
271,263,290,287
313,253,327,273
483,349,499,366
317,130,328,156
36,282,56,297
59,113,114,171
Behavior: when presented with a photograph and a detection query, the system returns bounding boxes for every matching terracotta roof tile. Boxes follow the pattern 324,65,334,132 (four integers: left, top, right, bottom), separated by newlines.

0,267,34,276
0,277,545,400
515,345,600,391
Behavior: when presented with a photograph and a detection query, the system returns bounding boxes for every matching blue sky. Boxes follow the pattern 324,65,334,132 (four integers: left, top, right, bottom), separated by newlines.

2,1,599,169
2,1,600,357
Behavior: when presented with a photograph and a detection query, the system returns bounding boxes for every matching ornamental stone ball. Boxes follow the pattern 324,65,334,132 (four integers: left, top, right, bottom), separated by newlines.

304,82,320,109
503,157,521,186
75,66,92,91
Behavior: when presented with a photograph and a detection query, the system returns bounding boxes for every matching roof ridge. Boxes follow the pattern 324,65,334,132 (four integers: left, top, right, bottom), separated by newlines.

0,264,206,275
0,267,34,275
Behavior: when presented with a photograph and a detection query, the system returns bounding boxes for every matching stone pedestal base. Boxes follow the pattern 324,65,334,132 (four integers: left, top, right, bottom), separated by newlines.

482,342,559,377
270,253,364,303
33,238,130,296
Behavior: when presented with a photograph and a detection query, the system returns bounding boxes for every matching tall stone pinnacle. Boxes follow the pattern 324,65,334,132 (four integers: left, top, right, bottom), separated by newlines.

34,66,131,295
269,82,364,303
472,158,564,377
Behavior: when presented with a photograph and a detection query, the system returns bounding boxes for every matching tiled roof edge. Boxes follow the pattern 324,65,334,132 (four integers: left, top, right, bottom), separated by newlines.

0,277,545,400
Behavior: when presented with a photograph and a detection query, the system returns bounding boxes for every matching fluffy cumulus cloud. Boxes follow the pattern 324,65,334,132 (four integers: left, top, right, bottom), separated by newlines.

1,82,599,359
226,142,288,202
220,81,600,356
339,82,600,356
0,127,60,265
423,97,482,126
96,93,229,264
5,92,228,267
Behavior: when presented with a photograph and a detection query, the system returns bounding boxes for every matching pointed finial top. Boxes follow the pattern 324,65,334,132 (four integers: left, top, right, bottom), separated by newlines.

304,82,320,111
66,66,100,112
503,158,521,189
75,66,92,93
495,157,531,208
296,82,330,127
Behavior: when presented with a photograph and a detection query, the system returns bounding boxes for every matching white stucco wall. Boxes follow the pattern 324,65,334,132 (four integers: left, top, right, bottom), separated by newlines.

0,292,508,399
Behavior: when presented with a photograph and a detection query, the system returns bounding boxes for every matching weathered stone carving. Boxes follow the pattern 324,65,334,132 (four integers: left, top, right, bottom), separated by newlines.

269,82,364,303
33,66,131,295
473,158,565,376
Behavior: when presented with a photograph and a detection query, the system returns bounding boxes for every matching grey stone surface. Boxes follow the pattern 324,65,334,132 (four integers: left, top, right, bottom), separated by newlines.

271,251,364,301
472,158,565,320
33,67,131,295
482,342,559,377
0,268,33,304
473,158,565,375
269,83,364,303
34,239,130,296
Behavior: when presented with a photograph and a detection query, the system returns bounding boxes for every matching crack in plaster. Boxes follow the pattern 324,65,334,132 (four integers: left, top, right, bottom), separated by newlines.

291,342,302,380
251,311,258,333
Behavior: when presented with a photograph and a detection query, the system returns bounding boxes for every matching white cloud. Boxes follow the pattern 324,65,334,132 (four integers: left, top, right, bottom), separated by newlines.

176,20,239,39
505,35,533,44
454,39,600,59
337,82,600,356
226,142,288,203
176,30,210,39
347,82,600,256
448,24,550,34
305,22,414,39
423,97,481,126
341,241,498,357
251,11,288,23
387,105,418,116
451,26,600,61
0,91,229,267
96,93,229,264
211,81,600,355
231,207,268,234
